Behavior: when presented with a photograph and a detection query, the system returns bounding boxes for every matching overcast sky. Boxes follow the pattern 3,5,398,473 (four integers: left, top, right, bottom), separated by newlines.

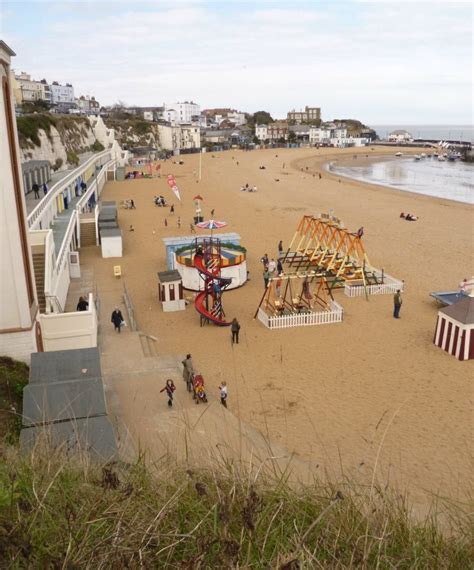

1,1,472,125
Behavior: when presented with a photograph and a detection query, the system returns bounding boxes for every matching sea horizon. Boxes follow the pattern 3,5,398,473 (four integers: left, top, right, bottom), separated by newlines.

370,124,473,143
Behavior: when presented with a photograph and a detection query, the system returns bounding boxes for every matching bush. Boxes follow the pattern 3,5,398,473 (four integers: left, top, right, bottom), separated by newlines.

0,356,29,443
16,113,57,146
90,140,105,152
53,158,63,171
66,150,80,166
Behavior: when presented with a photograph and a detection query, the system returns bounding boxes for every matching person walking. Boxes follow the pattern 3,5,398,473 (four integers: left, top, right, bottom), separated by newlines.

393,289,402,319
160,379,176,408
170,204,175,214
32,183,40,199
219,381,228,408
182,353,194,387
42,183,48,196
277,259,283,275
76,296,88,311
164,218,168,227
260,253,269,268
231,318,240,344
278,240,283,257
177,216,181,228
111,307,124,333
211,208,215,217
263,268,271,289
130,199,136,209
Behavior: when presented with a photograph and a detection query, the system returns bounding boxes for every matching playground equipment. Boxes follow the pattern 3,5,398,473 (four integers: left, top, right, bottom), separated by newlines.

193,238,232,326
256,213,403,330
281,214,379,290
255,274,344,329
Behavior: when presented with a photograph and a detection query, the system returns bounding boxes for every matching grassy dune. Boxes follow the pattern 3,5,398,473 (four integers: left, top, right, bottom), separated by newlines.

0,448,471,568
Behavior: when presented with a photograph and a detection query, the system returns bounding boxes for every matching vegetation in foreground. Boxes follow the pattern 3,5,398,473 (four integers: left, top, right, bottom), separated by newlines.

0,357,28,444
0,448,471,568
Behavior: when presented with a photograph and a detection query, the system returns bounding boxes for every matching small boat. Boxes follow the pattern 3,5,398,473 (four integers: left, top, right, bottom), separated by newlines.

414,155,421,161
395,151,403,157
427,154,432,158
447,155,457,162
438,156,446,162
433,152,439,157
420,153,426,158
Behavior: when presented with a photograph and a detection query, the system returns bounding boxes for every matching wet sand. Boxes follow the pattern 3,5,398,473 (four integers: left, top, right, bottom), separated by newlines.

82,145,473,509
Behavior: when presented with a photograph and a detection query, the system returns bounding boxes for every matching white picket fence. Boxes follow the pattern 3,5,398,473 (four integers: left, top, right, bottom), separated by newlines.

258,301,343,330
344,271,404,298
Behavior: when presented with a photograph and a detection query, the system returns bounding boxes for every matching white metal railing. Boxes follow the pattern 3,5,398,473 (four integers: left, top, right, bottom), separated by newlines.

43,229,55,309
344,270,404,298
27,149,112,230
55,209,78,279
258,300,343,330
76,159,112,212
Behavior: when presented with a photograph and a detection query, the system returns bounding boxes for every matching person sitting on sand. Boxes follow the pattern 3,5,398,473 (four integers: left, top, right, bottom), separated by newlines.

400,212,406,218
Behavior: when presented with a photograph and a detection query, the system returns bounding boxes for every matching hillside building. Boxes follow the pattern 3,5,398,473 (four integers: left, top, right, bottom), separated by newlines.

164,101,200,124
287,106,321,124
388,130,413,143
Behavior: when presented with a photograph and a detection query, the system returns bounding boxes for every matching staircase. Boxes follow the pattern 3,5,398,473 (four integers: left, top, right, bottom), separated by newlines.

32,252,46,313
80,220,96,247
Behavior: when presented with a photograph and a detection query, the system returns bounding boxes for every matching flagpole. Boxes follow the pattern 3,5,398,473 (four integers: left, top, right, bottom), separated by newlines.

199,147,202,181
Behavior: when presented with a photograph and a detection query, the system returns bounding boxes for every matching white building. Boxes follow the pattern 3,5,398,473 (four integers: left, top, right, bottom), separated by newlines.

158,123,200,151
75,95,100,115
51,81,75,104
143,111,154,121
388,130,413,143
309,127,332,144
227,111,246,126
255,124,268,141
164,101,200,124
0,42,40,362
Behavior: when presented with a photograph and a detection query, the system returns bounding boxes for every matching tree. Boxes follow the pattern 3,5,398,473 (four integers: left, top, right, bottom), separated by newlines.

252,111,273,125
252,135,260,145
288,131,297,143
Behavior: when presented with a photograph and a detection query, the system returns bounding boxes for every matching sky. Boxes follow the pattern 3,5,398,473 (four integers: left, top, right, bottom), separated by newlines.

1,0,472,125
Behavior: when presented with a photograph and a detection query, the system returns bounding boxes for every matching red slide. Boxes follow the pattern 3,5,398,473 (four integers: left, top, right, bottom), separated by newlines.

194,291,231,326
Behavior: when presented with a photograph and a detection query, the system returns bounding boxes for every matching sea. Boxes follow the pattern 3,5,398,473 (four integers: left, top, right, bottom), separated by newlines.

370,125,473,143
329,157,474,204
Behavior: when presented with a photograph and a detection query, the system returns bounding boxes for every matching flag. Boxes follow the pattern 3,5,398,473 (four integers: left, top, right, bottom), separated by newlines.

167,174,181,201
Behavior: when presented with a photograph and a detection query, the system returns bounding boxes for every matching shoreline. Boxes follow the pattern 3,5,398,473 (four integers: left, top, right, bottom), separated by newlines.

320,152,473,206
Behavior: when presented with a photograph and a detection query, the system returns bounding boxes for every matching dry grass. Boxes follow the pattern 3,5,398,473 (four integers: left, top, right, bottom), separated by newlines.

0,443,471,568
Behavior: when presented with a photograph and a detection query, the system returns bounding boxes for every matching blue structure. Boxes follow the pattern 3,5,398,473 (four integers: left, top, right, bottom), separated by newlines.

162,233,241,270
430,291,467,306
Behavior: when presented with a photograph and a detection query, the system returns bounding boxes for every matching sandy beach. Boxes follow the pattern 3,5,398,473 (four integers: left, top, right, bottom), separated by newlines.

80,146,472,509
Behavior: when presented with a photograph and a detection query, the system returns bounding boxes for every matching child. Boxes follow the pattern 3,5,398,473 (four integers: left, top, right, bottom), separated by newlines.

160,379,176,407
177,216,181,228
219,381,228,408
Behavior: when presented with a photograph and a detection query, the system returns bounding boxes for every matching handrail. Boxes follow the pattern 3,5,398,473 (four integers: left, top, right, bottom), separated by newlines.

55,209,77,278
43,229,55,304
27,149,112,230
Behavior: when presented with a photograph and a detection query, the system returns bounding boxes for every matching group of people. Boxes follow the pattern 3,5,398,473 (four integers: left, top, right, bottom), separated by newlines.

240,183,257,192
154,195,167,206
400,212,418,221
32,182,48,199
261,241,284,288
123,199,135,209
161,353,228,409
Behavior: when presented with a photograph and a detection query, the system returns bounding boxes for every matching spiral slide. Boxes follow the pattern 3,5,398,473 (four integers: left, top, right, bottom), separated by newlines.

194,256,232,326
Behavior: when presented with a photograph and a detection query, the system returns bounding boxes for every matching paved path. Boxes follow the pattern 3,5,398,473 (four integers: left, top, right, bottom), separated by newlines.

75,256,314,482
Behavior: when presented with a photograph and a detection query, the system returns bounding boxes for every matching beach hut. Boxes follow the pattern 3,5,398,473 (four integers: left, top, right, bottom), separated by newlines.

158,270,185,312
433,293,474,361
